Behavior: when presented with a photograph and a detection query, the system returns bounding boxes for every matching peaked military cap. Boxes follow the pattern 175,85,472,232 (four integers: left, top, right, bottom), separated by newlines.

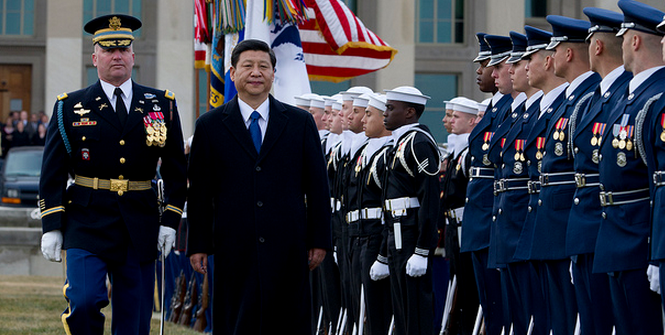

473,32,492,63
523,25,553,58
583,7,623,41
84,14,142,49
546,15,591,50
485,35,512,67
617,0,665,36
507,31,528,64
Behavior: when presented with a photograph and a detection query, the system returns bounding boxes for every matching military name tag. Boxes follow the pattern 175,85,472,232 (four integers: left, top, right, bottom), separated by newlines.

591,136,598,146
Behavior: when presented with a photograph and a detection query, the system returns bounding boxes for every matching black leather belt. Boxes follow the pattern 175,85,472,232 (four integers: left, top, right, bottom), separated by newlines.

494,178,529,194
539,172,576,187
575,173,600,188
599,188,649,207
527,180,541,194
470,167,494,179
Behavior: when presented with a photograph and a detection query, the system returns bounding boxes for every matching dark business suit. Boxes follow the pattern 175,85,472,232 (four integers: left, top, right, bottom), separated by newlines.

186,95,332,334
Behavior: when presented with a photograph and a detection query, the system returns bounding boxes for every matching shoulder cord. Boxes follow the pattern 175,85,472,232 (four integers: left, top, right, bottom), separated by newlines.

636,93,663,165
568,91,594,160
57,101,72,156
405,129,441,177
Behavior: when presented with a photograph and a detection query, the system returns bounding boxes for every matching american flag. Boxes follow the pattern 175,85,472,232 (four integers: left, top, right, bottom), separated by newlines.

299,0,398,82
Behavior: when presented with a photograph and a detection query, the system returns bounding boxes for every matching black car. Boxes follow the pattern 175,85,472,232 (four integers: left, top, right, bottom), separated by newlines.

0,146,43,207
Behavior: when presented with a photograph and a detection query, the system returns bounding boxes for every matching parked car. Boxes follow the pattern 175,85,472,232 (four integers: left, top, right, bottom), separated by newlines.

0,146,43,207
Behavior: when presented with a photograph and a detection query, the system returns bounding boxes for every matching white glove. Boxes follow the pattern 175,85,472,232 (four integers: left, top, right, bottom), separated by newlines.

157,226,176,258
406,254,428,277
41,230,63,262
370,260,390,281
647,265,660,294
333,251,338,265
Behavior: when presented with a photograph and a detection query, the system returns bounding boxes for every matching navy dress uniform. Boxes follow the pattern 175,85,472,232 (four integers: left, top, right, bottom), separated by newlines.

380,87,439,335
595,2,665,334
39,14,187,335
462,34,514,335
567,7,630,335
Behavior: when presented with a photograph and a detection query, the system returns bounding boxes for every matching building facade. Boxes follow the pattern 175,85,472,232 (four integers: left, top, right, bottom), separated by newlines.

1,0,663,141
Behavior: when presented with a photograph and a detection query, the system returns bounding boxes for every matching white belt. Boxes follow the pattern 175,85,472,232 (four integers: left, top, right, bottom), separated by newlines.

330,198,342,213
346,207,383,223
384,197,420,217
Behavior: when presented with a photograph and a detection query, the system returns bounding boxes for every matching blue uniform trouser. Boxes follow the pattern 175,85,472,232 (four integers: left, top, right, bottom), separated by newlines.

63,248,154,335
571,254,614,335
544,259,577,335
471,248,505,335
609,268,663,335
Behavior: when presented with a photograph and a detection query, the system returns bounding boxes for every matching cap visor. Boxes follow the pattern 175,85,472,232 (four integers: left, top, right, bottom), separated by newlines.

616,28,628,37
546,41,560,50
473,55,491,63
487,56,509,67
506,55,523,64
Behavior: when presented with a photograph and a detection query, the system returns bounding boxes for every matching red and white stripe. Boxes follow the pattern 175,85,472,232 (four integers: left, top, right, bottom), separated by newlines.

299,0,397,82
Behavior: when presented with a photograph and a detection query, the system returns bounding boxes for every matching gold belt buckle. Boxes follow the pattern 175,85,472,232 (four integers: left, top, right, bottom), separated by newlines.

110,179,129,195
575,174,585,187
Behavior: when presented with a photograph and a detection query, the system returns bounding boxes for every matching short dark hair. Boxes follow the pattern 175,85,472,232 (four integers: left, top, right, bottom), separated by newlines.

231,39,277,69
407,102,426,117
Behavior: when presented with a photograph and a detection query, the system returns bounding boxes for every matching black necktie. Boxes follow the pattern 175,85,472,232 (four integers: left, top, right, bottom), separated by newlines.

114,87,127,126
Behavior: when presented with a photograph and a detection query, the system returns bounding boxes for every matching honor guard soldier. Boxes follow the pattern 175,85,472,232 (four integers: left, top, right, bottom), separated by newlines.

463,34,514,335
595,1,665,334
356,93,394,335
514,24,569,334
39,14,187,335
646,11,665,315
441,97,480,335
568,7,630,335
489,30,545,335
373,86,439,335
531,15,601,335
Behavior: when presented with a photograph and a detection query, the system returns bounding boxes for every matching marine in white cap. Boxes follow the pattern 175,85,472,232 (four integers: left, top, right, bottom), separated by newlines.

371,85,439,335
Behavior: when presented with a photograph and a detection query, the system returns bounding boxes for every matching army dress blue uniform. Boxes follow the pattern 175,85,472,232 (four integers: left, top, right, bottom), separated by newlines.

40,81,187,334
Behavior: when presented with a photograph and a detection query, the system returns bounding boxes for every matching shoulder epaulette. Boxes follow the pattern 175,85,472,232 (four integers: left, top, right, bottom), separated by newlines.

57,93,68,101
165,90,175,100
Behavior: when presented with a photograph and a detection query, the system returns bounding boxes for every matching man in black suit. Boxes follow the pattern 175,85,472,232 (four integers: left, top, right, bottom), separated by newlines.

187,39,332,334
39,14,187,334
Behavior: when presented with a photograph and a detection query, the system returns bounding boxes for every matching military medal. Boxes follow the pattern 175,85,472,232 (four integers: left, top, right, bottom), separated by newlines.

514,152,521,161
143,108,168,147
625,125,634,151
354,155,362,176
612,124,621,148
617,152,627,167
554,142,564,156
482,132,493,151
501,138,506,149
616,114,630,151
535,137,545,160
660,114,665,142
553,130,559,141
514,139,525,163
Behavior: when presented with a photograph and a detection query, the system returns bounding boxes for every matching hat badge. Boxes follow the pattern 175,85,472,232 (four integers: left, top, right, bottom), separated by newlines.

109,16,121,30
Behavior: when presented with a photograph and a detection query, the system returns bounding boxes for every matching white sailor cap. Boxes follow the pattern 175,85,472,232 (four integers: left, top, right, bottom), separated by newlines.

443,97,467,110
341,86,373,101
384,86,431,106
478,98,491,114
310,95,326,109
324,94,341,107
332,96,343,111
368,93,387,112
451,97,479,115
353,94,371,108
294,93,320,108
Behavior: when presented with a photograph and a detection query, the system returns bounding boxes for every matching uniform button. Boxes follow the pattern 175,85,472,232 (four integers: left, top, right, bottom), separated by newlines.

492,216,496,222
118,190,124,196
538,199,542,206
574,147,579,154
466,197,469,203
528,206,532,212
68,200,72,204
602,212,607,219
527,160,531,166
259,237,265,243
498,208,503,215
257,201,263,207
501,164,505,169
120,157,126,164
599,183,604,191
574,198,580,205
119,139,125,145
598,154,603,162
118,175,124,180
255,166,262,172
471,157,475,161
81,136,87,142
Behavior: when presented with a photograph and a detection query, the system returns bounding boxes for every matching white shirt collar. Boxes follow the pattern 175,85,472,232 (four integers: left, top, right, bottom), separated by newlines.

491,92,505,106
391,123,420,144
363,135,392,165
318,129,330,139
326,133,341,154
238,97,270,127
600,65,625,95
629,65,665,94
452,133,470,157
350,132,369,157
525,90,544,110
566,71,594,98
539,82,569,118
511,92,527,112
99,79,132,111
446,134,458,156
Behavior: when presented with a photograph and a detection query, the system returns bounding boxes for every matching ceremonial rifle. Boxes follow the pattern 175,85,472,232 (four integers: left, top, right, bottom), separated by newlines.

169,271,187,323
193,273,209,332
179,273,198,326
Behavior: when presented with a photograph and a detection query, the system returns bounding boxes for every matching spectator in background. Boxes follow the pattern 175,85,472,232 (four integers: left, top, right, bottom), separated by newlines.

29,113,40,136
40,113,49,126
12,121,30,147
31,123,47,146
2,116,14,154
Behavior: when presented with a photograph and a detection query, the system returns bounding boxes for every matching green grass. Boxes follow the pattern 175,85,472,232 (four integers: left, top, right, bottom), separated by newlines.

0,275,202,335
